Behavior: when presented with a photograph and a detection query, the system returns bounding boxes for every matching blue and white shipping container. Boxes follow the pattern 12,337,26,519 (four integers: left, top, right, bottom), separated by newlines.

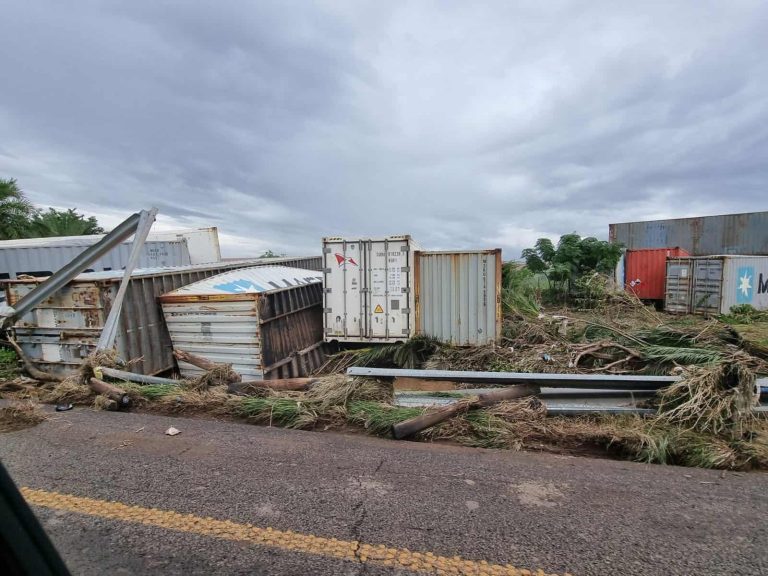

160,266,325,379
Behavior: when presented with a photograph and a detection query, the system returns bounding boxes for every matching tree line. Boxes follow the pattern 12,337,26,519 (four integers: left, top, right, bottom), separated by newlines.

0,178,104,240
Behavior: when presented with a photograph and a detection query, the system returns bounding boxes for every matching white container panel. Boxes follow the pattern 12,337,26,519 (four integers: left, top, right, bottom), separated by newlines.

147,227,222,264
162,299,263,378
366,239,413,340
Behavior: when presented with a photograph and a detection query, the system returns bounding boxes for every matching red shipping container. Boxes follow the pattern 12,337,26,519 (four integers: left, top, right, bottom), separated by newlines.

625,247,690,300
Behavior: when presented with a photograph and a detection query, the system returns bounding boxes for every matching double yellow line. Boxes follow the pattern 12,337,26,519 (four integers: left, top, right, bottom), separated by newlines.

23,487,571,576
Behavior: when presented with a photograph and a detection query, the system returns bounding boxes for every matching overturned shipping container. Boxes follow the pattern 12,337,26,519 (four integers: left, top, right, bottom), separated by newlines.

414,250,502,345
665,255,768,315
4,255,322,376
160,266,324,379
323,236,420,343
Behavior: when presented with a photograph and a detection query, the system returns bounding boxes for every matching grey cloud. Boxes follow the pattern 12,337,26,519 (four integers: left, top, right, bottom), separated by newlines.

1,1,767,259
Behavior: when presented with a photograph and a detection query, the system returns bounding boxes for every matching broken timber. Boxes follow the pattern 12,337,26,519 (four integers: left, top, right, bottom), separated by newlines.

392,385,540,439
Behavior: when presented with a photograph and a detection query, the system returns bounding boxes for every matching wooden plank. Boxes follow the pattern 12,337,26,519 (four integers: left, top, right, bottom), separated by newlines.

393,377,456,391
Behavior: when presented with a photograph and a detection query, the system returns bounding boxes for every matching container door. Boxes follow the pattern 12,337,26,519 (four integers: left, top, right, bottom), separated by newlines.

323,239,365,340
664,259,692,314
692,259,722,315
365,239,412,340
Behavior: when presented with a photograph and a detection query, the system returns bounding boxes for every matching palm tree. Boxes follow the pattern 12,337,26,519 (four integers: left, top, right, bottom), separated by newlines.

0,178,35,240
29,208,105,237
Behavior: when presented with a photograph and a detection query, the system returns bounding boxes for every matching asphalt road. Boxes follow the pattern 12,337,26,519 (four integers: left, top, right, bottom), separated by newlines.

1,406,767,576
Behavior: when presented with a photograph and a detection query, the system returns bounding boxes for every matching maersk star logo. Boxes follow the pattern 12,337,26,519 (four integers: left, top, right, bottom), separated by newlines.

738,273,752,296
736,267,754,304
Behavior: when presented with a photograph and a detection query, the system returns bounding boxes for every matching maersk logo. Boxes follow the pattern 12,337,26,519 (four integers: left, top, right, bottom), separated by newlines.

736,267,754,303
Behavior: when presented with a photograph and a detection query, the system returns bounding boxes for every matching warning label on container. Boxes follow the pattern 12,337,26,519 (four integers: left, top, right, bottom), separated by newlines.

374,304,384,313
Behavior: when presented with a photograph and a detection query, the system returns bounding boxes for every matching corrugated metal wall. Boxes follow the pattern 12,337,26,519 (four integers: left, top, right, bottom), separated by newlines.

609,212,768,256
6,255,322,376
414,250,502,346
258,283,325,378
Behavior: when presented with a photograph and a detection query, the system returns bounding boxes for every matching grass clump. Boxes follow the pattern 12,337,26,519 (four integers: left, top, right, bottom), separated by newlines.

0,402,46,433
346,401,423,436
657,360,758,435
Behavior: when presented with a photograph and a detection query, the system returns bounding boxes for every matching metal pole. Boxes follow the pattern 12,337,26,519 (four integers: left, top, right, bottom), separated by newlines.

348,367,679,390
97,208,157,350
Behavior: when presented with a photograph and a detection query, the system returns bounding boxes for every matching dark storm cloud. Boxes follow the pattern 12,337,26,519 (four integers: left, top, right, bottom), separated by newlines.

1,1,767,258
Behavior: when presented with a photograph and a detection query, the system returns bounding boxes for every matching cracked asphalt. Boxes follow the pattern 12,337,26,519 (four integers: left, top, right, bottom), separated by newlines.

1,406,767,575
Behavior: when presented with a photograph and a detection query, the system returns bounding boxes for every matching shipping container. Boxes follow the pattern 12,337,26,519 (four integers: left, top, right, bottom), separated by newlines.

609,211,768,256
160,266,324,379
146,227,221,264
664,255,768,315
414,250,502,345
322,236,421,343
0,236,191,282
4,255,322,376
624,247,689,300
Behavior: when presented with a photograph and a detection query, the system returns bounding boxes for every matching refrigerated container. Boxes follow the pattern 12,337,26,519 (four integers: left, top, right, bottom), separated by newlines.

160,266,324,379
414,250,502,345
322,236,420,342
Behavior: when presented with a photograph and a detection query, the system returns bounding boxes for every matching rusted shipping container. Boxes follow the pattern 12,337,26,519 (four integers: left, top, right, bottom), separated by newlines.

624,247,689,300
4,255,322,377
414,250,502,345
609,211,768,256
160,266,325,379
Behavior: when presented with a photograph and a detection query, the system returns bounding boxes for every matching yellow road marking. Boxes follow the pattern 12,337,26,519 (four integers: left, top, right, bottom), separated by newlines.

22,487,572,576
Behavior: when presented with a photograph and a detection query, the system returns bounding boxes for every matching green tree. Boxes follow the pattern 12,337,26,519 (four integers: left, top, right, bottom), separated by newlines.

259,250,283,258
0,178,36,240
29,208,105,237
522,233,622,294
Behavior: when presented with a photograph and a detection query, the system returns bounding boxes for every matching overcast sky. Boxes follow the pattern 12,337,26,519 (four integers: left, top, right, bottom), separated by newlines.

1,1,767,259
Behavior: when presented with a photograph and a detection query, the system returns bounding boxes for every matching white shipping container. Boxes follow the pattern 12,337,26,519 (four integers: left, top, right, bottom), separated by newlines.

664,255,768,315
322,235,420,342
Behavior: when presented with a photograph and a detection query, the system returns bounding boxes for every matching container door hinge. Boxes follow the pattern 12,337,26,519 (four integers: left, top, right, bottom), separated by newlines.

324,288,332,293
401,308,411,314
323,247,332,254
323,268,332,273
401,266,410,273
